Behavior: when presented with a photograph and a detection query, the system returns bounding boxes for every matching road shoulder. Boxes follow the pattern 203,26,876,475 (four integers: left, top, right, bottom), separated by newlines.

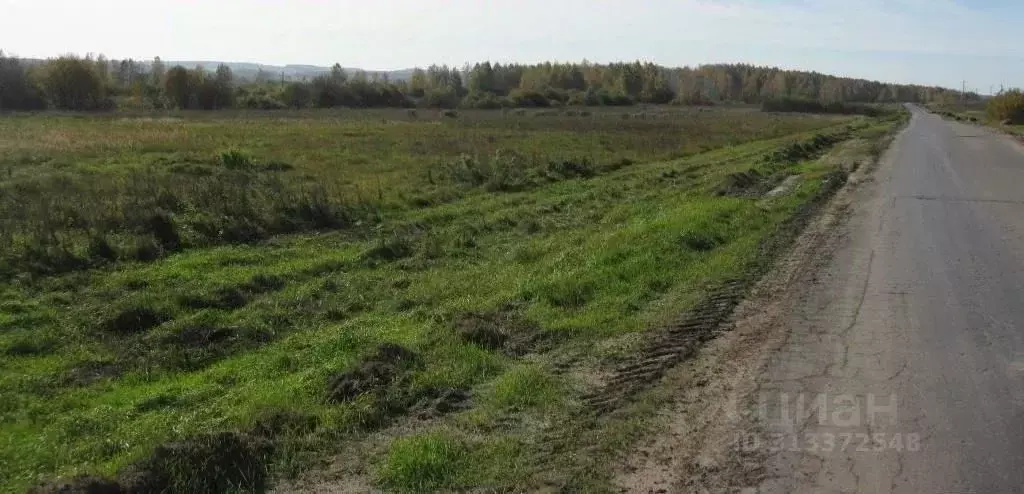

614,121,909,493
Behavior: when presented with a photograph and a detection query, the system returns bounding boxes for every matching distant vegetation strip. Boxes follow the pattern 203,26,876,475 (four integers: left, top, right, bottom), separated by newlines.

761,97,891,116
0,52,980,112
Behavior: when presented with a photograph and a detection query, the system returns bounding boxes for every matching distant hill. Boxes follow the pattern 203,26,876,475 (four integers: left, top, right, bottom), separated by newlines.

155,61,416,82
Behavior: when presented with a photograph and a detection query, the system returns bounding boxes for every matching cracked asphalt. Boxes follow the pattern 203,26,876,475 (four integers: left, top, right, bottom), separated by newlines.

754,106,1024,493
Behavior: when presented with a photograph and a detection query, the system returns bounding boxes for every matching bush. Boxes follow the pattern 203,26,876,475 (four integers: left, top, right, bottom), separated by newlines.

279,82,312,108
507,89,551,108
439,150,531,192
239,94,287,110
673,93,715,106
587,88,633,106
220,149,255,170
423,88,460,109
762,97,882,116
987,89,1024,124
566,90,586,106
461,91,507,109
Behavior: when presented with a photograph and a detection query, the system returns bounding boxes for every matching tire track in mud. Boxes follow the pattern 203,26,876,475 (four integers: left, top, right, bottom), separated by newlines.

582,169,848,416
582,279,746,414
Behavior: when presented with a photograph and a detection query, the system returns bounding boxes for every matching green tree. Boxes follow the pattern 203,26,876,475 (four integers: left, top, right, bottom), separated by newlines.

0,51,46,110
409,68,428,97
38,55,109,110
150,56,166,87
281,82,312,108
164,65,194,109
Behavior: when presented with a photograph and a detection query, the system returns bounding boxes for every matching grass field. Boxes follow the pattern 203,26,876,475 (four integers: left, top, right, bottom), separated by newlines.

926,102,1024,139
0,107,904,492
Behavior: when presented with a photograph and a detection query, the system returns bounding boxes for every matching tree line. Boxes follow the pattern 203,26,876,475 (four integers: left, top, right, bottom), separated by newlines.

0,52,980,112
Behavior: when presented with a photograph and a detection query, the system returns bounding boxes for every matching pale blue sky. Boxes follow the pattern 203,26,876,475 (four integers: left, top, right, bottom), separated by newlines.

1,0,1021,92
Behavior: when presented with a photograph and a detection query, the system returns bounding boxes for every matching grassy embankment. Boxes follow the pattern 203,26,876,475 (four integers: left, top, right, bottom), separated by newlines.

0,107,903,492
927,101,1024,138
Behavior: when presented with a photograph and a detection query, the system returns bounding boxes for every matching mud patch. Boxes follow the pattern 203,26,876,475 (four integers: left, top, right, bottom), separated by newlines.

252,410,320,438
455,310,543,356
167,325,240,348
763,175,804,199
409,387,472,419
763,132,847,164
680,231,725,252
720,133,848,198
326,343,420,404
29,475,124,494
103,307,169,334
157,325,274,371
241,273,287,294
718,169,770,197
583,279,747,414
178,288,249,311
62,360,123,387
178,274,287,312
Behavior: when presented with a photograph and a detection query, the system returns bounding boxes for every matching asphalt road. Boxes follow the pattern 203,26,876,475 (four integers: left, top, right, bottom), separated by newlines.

755,105,1024,493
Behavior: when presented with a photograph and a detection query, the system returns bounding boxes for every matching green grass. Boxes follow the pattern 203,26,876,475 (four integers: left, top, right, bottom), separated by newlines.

0,107,903,493
377,431,470,492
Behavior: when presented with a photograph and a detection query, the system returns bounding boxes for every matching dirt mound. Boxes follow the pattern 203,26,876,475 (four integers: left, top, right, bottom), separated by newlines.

168,325,238,348
717,169,768,197
326,343,420,403
680,231,725,252
103,307,168,334
178,274,287,312
119,432,271,493
34,432,271,494
410,387,472,418
158,325,273,371
455,311,543,356
62,360,123,387
252,410,320,438
763,132,846,164
29,475,124,494
241,273,287,294
178,288,249,311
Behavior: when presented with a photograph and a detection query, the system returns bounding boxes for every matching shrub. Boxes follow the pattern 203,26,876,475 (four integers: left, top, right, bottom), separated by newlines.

461,91,507,109
507,89,551,108
220,149,255,170
240,94,287,110
987,89,1024,124
439,150,531,192
544,158,596,180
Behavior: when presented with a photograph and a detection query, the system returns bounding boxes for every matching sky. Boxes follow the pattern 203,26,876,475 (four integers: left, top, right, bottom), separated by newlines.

1,0,1022,92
